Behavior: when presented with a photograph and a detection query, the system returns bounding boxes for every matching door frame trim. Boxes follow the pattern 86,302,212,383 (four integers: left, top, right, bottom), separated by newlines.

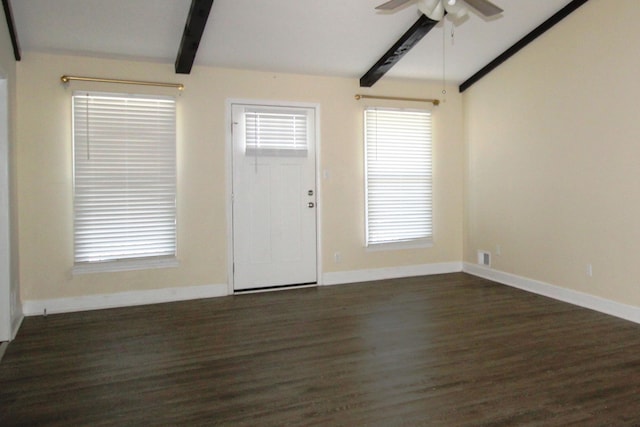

225,98,322,295
0,75,11,341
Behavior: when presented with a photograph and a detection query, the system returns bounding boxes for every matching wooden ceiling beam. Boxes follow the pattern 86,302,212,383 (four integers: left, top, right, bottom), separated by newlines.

175,0,214,74
360,14,439,88
2,0,21,61
459,0,590,93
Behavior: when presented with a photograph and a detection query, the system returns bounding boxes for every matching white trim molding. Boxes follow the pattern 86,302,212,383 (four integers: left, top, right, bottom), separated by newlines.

72,257,179,275
463,263,640,325
22,283,229,316
323,262,462,286
0,78,10,342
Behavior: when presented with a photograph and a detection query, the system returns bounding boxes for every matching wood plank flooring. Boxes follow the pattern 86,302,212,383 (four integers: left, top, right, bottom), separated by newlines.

2,273,640,426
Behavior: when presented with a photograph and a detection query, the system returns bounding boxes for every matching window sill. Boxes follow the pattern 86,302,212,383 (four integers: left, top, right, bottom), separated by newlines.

72,256,179,275
366,239,433,252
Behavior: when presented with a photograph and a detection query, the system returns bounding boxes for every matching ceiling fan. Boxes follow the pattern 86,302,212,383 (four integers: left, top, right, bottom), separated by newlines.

376,0,503,21
361,0,504,87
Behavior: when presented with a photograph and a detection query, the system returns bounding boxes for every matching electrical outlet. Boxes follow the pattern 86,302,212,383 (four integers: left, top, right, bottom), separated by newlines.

334,252,342,264
496,245,502,256
587,264,593,277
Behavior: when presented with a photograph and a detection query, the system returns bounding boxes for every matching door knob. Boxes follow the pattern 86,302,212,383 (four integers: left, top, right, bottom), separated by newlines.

308,202,315,208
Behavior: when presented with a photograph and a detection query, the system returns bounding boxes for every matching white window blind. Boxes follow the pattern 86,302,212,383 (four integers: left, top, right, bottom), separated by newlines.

72,91,177,264
245,108,308,156
365,108,433,246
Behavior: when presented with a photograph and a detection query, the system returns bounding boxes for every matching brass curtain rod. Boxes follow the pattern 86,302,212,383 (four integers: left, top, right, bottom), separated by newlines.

61,75,184,91
355,94,439,106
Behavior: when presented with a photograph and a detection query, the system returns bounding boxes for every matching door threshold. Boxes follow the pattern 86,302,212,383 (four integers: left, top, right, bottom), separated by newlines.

234,282,317,295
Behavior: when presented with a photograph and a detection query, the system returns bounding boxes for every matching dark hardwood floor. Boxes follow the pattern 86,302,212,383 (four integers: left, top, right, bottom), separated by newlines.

2,273,640,426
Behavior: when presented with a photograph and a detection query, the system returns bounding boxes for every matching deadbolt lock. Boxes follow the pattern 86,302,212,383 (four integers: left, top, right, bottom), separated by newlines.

308,190,314,196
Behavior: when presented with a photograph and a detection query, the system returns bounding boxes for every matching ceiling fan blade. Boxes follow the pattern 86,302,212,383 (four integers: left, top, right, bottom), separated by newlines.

375,0,414,11
462,0,503,17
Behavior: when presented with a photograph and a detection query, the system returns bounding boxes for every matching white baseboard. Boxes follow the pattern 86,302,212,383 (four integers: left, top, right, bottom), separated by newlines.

322,262,463,286
22,283,229,316
463,262,640,325
20,262,461,317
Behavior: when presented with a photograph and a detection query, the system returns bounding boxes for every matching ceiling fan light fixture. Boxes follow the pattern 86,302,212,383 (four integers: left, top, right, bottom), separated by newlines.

443,0,468,19
417,0,445,21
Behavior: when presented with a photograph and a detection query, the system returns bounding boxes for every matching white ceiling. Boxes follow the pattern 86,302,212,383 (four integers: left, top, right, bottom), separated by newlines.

11,0,576,85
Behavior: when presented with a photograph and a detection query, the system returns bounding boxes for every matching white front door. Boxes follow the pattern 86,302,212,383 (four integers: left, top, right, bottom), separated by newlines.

231,103,317,291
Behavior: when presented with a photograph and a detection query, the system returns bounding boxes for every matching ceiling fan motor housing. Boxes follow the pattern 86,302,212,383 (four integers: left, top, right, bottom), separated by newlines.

418,0,468,21
418,0,445,20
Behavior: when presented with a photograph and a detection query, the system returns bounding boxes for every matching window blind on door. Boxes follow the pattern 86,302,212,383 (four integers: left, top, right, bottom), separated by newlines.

72,91,177,264
365,108,433,246
244,108,308,156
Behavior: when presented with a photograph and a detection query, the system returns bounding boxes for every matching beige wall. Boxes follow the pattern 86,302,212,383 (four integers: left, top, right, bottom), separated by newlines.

16,52,464,301
0,7,21,332
464,0,640,305
15,0,639,313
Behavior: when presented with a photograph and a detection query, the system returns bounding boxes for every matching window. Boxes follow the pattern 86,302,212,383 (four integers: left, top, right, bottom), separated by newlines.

244,107,309,156
364,107,433,247
72,91,177,271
